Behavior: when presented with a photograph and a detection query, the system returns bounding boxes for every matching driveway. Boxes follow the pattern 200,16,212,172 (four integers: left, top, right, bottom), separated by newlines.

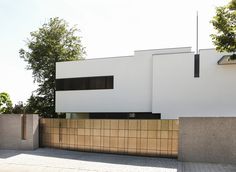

0,148,235,172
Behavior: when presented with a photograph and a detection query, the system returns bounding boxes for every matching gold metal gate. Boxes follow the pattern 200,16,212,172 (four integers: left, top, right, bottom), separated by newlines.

40,119,179,157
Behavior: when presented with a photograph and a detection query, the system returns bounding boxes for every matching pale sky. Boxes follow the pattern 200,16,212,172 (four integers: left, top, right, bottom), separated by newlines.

0,0,227,104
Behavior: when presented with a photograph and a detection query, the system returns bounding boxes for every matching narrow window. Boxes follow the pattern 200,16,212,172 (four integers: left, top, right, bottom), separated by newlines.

194,54,200,77
56,76,114,91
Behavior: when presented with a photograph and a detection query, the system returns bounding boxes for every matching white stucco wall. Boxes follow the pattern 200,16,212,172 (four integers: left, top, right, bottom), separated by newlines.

56,55,153,113
153,49,236,119
56,47,236,119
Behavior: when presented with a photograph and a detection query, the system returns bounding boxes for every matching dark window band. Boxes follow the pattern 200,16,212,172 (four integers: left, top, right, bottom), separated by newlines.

194,54,200,78
89,113,161,119
56,76,113,91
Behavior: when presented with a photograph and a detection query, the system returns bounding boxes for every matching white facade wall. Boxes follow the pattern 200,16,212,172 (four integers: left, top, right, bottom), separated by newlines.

153,49,236,119
152,52,195,116
56,55,153,113
56,47,236,119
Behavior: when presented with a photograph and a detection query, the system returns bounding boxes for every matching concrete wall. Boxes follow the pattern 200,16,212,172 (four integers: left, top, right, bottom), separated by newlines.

56,47,191,114
178,117,236,164
154,49,236,119
56,55,153,113
0,114,39,150
152,52,194,117
56,47,236,119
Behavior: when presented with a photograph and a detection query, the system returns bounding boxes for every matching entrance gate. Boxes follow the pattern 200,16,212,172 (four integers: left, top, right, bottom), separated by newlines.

40,119,179,157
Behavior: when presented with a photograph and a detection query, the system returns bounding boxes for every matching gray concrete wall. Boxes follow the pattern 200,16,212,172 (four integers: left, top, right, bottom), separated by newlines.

178,117,236,164
0,114,39,150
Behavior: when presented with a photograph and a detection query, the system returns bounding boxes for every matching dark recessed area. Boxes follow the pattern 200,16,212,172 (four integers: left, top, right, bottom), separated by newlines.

194,54,200,78
56,76,113,91
89,113,161,119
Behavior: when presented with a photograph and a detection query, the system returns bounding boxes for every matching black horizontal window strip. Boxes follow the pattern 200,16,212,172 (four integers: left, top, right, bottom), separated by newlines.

89,113,161,119
56,76,114,91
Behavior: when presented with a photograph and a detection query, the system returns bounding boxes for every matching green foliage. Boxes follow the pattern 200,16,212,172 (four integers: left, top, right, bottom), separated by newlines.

12,101,25,114
20,17,86,116
0,92,13,114
210,0,236,56
229,0,236,10
24,94,54,117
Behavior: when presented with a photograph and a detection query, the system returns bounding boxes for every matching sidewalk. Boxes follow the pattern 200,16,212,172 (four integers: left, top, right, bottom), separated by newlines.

0,148,235,172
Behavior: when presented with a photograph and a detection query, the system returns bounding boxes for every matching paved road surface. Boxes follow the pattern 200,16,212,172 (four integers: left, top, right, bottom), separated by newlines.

0,148,235,172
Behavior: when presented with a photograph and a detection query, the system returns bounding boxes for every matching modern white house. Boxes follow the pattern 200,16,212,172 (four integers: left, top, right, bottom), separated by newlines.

55,47,236,119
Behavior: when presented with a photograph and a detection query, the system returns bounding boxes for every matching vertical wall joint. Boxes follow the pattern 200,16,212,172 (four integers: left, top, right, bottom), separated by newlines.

21,114,26,140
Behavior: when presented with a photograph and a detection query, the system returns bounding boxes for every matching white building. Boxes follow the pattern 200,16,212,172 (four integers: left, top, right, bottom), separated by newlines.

55,47,236,119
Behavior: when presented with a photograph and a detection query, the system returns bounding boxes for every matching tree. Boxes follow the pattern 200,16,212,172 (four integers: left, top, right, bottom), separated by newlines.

24,94,50,117
0,92,13,114
12,101,25,114
229,0,236,10
210,0,236,59
20,17,86,116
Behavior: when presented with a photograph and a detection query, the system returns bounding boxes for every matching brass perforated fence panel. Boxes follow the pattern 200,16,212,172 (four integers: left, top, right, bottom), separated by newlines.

40,119,179,157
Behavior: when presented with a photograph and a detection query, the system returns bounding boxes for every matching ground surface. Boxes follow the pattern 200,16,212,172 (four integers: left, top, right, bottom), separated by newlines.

0,148,235,172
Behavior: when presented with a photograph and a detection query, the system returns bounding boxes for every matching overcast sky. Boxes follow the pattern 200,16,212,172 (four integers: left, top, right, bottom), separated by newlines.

0,0,226,104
